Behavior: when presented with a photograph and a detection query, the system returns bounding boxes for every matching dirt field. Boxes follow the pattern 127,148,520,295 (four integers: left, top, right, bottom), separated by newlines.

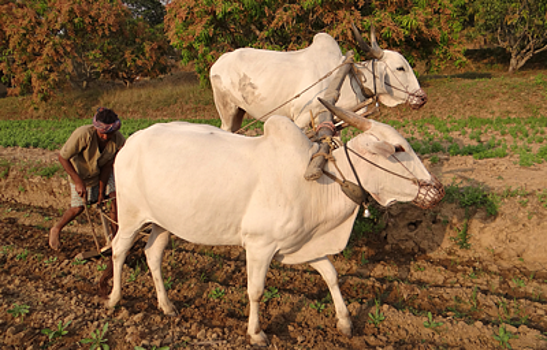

0,126,546,350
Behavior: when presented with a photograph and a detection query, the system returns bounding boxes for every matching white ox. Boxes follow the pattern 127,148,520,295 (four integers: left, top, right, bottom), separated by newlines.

104,103,443,346
210,26,427,132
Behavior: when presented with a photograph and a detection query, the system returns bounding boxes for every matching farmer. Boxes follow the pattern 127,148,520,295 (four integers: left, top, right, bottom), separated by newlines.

49,107,125,251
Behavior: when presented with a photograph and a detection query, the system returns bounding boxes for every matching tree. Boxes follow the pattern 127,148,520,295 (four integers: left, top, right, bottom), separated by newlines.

165,0,465,85
0,0,171,101
101,19,171,86
122,0,166,26
472,0,547,72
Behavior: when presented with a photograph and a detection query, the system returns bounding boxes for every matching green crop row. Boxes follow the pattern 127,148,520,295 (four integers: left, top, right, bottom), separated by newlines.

0,119,263,150
387,115,547,166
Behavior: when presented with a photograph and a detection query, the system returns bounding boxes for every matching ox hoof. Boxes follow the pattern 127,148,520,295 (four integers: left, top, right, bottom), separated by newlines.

164,309,179,317
337,319,353,338
104,297,118,309
160,301,179,317
249,331,269,347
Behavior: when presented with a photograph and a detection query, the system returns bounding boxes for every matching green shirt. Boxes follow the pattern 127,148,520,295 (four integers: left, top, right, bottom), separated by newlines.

60,125,125,187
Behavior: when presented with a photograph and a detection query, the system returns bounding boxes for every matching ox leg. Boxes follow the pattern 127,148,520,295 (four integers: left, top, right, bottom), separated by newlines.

211,75,246,133
309,257,353,337
107,227,140,308
221,107,246,133
245,247,275,346
145,224,177,316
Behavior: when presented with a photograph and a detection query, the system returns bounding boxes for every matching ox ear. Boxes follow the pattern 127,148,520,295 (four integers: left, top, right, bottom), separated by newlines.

351,22,384,60
364,140,396,158
318,97,372,131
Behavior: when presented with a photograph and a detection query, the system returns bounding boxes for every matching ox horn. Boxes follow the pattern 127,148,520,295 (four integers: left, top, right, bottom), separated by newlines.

318,97,372,131
351,22,384,60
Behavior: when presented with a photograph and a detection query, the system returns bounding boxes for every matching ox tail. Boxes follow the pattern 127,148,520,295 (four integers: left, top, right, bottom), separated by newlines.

98,257,113,298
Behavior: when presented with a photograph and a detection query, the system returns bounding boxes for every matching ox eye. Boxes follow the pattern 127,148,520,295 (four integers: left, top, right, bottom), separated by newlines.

394,145,405,153
396,67,405,72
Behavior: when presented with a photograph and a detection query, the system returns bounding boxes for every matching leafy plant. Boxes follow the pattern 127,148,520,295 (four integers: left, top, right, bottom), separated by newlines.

263,287,280,303
80,323,109,350
414,264,425,272
209,287,226,300
493,324,517,349
127,263,141,282
423,311,444,329
41,320,72,341
470,286,480,312
44,256,58,265
537,189,547,209
451,217,471,249
97,263,107,271
360,252,369,266
72,258,87,266
0,159,11,178
15,249,29,261
512,278,526,289
310,300,326,313
368,299,385,328
164,276,174,290
7,303,30,322
444,181,499,216
342,247,353,259
1,245,14,254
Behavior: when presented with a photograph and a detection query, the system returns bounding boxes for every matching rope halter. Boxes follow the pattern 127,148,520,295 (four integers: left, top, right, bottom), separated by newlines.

345,146,445,209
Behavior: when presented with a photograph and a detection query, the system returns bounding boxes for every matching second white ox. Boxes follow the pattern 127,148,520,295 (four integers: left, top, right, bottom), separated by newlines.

210,26,427,132
105,103,443,346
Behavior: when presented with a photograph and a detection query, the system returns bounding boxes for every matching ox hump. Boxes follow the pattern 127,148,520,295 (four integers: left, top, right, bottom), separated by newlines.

263,115,313,150
310,33,341,52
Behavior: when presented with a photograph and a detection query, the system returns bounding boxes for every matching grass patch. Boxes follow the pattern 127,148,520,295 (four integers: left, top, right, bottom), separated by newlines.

443,180,499,216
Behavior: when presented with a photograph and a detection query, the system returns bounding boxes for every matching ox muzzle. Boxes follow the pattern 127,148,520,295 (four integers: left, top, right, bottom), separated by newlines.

408,88,428,110
412,174,445,209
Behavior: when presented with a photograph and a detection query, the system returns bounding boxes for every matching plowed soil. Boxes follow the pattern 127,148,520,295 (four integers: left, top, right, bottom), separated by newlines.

1,139,546,350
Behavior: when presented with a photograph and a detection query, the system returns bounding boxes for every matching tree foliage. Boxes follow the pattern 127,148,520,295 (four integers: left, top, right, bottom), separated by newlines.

165,0,465,84
0,0,171,101
472,0,547,72
122,0,166,26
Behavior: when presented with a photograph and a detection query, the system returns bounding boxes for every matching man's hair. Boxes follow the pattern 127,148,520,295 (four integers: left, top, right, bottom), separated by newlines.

95,108,119,124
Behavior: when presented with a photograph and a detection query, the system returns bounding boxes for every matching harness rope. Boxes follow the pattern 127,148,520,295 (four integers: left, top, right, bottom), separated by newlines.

234,60,353,134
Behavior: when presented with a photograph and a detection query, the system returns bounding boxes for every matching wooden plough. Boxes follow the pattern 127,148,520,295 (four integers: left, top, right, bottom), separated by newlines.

74,204,113,260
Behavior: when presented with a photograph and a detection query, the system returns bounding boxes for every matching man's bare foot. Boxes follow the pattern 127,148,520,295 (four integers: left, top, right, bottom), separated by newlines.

49,226,61,250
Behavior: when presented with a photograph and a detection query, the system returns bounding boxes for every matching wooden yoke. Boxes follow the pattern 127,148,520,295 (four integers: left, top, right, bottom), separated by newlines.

304,51,354,181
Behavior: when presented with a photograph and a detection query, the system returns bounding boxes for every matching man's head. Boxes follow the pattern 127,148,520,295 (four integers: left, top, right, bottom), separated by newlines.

93,107,121,140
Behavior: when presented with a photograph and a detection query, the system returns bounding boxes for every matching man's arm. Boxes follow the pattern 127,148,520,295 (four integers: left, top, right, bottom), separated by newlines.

98,158,114,204
58,154,87,199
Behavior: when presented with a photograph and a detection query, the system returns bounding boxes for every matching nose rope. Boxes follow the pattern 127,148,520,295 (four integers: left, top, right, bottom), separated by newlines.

344,145,445,209
382,64,428,107
346,147,417,183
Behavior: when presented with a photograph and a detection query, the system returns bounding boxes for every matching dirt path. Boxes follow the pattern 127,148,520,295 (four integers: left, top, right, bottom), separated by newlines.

1,146,547,350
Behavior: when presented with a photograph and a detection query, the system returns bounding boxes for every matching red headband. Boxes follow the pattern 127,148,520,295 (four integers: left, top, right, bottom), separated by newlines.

93,108,121,134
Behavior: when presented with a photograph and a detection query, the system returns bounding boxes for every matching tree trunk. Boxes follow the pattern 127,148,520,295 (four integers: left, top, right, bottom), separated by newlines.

508,56,518,73
508,49,534,73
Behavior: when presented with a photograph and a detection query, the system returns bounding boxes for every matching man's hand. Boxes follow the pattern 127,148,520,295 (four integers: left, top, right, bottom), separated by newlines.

75,178,87,199
98,192,105,206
